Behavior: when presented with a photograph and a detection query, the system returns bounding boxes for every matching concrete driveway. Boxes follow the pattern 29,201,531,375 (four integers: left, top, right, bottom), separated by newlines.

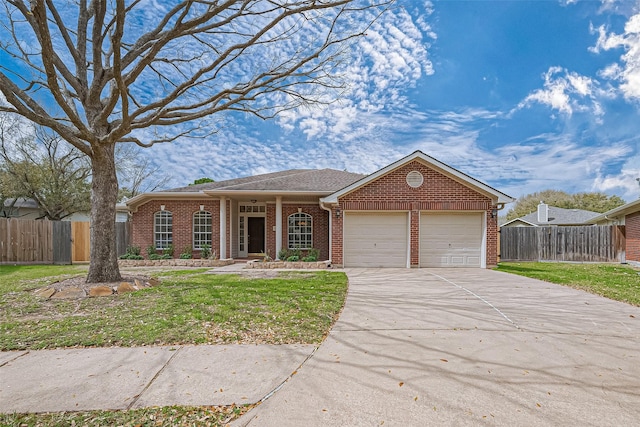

238,268,640,426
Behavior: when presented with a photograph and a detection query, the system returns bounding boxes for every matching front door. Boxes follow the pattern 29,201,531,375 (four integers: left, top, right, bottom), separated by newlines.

248,217,265,254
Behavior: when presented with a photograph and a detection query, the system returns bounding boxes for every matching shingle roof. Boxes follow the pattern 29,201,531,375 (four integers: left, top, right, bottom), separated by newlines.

515,206,600,226
166,169,366,193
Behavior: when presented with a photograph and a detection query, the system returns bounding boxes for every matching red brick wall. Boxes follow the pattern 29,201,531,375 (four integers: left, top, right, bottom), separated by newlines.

131,199,221,258
626,212,640,262
265,204,330,260
132,200,330,261
332,161,497,267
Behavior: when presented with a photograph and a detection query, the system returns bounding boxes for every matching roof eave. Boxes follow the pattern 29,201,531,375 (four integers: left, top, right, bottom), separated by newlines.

590,199,640,222
203,190,332,197
125,192,211,211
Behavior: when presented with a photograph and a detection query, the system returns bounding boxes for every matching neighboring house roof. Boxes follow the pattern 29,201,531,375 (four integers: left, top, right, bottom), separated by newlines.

321,150,514,205
586,198,640,224
3,197,40,209
502,206,600,227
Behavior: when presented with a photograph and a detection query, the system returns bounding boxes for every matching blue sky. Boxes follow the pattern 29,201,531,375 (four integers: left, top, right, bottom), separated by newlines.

146,0,640,201
2,1,639,202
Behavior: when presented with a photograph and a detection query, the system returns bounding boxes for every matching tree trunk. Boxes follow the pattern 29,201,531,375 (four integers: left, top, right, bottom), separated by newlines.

86,143,122,283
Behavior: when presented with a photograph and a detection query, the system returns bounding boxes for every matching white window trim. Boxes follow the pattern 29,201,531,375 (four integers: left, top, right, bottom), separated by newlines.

193,210,212,250
288,212,313,249
154,210,173,250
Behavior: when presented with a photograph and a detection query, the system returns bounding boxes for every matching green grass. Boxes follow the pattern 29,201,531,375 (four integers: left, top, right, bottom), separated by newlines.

0,404,252,427
0,266,348,350
496,262,640,306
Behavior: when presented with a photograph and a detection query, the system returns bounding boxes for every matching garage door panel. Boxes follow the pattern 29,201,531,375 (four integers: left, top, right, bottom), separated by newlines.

344,213,408,268
420,213,483,268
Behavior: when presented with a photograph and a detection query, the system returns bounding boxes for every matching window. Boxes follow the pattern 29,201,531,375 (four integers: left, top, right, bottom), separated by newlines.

154,211,173,249
288,212,312,249
193,211,212,249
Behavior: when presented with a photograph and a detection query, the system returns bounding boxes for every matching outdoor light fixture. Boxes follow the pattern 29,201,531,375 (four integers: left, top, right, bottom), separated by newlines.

491,208,498,218
251,199,257,204
335,208,341,217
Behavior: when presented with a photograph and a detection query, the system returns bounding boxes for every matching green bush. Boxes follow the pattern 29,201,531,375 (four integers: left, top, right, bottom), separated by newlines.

119,246,143,260
200,244,211,259
278,248,290,261
179,245,193,259
302,248,319,262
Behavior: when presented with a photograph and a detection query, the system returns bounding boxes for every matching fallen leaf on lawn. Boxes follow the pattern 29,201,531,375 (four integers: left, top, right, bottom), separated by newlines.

536,403,541,408
440,359,448,362
399,382,404,387
630,315,635,318
414,396,418,401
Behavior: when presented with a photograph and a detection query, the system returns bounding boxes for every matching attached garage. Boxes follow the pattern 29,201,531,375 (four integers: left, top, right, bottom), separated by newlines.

420,212,484,267
343,212,408,267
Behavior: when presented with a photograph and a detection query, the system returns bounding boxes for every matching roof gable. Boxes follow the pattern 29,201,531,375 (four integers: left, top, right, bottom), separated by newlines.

321,150,514,204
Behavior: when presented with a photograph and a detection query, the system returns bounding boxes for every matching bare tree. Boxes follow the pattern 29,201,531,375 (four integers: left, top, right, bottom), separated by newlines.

0,0,390,282
0,124,92,220
115,144,173,200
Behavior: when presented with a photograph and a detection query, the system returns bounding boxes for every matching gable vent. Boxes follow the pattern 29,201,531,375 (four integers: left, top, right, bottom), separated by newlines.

406,171,424,188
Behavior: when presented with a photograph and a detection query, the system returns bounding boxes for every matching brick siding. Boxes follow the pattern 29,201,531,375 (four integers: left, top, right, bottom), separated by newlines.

626,211,640,262
132,200,329,261
265,204,330,260
131,199,221,258
331,160,498,267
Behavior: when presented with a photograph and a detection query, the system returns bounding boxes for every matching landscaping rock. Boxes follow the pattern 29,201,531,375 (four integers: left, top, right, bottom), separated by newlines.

147,278,160,287
89,286,113,297
117,282,137,294
34,287,56,299
50,287,85,299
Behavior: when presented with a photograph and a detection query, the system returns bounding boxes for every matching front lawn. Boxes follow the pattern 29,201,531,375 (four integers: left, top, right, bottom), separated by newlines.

496,262,640,306
0,266,348,351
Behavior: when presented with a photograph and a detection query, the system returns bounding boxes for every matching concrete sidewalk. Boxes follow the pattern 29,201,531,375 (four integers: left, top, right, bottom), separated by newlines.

0,344,314,413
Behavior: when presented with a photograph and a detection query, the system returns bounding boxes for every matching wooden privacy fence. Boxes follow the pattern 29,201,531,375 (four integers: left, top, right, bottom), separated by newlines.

500,225,626,263
0,218,130,264
70,222,131,262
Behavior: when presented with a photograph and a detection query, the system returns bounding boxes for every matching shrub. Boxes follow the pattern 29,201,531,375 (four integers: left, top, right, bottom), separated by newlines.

302,248,319,262
200,244,211,259
119,245,143,260
278,248,290,261
146,245,157,259
180,245,193,259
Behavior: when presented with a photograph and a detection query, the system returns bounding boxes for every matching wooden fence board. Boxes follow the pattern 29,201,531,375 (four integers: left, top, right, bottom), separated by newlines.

115,222,131,257
52,221,72,264
72,222,91,262
0,218,54,264
500,225,625,263
0,218,129,264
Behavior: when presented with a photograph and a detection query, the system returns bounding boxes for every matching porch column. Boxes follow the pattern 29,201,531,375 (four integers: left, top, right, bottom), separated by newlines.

219,196,227,259
275,196,283,259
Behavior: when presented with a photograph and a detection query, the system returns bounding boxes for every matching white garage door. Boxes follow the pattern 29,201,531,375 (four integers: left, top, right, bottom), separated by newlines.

420,212,483,267
344,212,408,267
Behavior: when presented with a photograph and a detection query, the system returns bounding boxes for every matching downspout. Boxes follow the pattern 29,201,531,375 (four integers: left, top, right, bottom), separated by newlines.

319,201,333,263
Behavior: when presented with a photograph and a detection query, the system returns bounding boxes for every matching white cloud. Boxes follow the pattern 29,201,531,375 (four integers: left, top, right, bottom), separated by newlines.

591,13,640,100
517,67,604,118
275,4,435,142
592,153,640,200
